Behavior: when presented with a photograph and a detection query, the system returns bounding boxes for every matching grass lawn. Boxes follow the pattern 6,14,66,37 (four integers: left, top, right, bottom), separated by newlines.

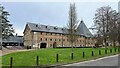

0,56,2,68
2,47,119,67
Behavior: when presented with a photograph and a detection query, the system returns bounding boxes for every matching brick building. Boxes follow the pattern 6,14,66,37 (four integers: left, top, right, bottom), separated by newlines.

23,20,96,48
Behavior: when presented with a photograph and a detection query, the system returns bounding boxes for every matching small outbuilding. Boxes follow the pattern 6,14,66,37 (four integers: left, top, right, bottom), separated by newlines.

2,36,24,46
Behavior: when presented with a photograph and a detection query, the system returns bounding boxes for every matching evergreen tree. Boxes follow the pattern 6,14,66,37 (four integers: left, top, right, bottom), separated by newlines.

0,4,14,39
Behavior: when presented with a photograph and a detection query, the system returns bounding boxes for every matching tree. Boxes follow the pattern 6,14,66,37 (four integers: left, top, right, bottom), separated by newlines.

66,3,78,50
93,6,119,47
108,10,119,47
117,12,120,46
0,4,14,39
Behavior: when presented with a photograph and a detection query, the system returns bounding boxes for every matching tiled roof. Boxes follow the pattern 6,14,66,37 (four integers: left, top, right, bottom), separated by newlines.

77,20,93,37
27,20,93,37
27,23,68,34
2,36,23,43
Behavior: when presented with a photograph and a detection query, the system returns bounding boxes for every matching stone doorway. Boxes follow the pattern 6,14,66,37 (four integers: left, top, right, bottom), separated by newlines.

40,43,47,48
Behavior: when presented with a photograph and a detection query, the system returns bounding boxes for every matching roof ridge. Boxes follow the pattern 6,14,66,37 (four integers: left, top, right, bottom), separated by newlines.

27,22,63,28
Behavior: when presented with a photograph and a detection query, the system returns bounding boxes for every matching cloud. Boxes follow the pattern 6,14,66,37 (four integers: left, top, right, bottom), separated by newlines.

13,29,24,36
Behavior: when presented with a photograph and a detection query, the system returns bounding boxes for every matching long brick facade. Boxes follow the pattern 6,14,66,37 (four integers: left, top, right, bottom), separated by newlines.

23,21,96,48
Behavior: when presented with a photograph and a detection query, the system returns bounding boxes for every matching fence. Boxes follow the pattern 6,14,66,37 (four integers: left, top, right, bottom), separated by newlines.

8,48,119,68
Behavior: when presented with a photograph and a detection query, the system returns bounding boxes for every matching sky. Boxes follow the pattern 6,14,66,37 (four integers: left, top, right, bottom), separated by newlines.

0,0,119,36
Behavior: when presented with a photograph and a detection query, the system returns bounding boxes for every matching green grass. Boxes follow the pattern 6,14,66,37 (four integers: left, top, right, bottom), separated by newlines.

0,56,2,67
2,47,119,67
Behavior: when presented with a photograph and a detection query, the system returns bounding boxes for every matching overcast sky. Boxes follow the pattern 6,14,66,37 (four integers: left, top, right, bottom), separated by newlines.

1,1,119,36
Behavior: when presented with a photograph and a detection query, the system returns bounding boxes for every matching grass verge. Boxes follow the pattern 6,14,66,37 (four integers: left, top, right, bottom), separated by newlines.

2,47,119,67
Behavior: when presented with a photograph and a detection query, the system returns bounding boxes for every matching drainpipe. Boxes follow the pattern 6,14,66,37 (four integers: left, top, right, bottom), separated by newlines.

31,31,34,49
36,32,38,49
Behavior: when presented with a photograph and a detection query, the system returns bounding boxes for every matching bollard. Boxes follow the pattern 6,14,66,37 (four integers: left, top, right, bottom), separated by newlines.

10,57,13,68
56,53,58,62
82,52,85,58
118,48,120,52
114,48,116,52
99,50,101,55
92,51,94,56
110,49,112,53
105,49,107,54
71,53,73,60
36,56,39,65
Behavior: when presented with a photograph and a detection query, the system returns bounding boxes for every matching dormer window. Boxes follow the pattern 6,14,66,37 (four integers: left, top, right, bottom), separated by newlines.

54,26,58,29
45,26,47,28
36,24,38,27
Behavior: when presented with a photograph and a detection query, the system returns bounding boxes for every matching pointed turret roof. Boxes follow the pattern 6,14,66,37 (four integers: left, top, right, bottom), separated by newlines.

77,20,93,37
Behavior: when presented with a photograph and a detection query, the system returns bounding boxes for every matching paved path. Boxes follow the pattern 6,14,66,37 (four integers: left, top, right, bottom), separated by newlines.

64,54,119,66
0,49,35,56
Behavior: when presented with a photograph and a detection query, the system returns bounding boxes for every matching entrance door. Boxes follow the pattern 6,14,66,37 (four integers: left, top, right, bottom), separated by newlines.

40,43,47,48
53,42,56,48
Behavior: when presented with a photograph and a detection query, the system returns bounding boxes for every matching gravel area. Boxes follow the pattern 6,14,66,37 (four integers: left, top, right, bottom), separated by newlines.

0,46,35,56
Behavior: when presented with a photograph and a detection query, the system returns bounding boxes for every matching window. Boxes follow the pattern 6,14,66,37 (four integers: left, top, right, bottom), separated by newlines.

55,39,56,41
67,39,68,41
50,44,52,47
51,33,52,35
40,38,42,41
45,38,47,41
41,32,42,35
77,40,78,42
80,40,81,42
55,33,57,36
63,39,65,41
50,39,52,41
59,34,61,36
54,27,58,29
59,39,61,41
45,26,47,28
36,24,38,27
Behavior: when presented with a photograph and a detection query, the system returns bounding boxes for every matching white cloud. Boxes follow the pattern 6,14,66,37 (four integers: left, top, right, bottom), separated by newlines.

13,29,24,36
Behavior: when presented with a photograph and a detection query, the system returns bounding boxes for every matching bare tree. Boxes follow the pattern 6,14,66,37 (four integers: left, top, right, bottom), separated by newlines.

118,14,120,46
108,10,119,47
66,3,78,50
93,6,118,48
